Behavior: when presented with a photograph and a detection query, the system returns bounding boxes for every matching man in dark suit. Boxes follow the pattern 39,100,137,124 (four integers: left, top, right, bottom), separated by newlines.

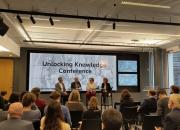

155,94,180,130
138,90,157,115
55,77,68,104
101,77,112,104
0,102,34,130
71,77,81,90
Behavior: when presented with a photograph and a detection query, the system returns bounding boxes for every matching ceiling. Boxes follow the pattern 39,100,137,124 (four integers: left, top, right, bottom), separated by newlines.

1,0,180,56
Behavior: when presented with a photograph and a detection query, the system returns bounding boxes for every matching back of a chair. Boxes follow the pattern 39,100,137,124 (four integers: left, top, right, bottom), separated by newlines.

142,115,162,130
70,111,83,128
0,111,7,122
33,120,40,130
80,119,101,130
122,106,138,122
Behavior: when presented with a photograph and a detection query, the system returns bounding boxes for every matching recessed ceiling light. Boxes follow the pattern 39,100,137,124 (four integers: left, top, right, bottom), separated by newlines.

0,45,10,52
131,39,139,42
122,1,171,9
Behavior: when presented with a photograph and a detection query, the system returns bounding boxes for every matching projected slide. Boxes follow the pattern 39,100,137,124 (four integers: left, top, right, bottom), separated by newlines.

118,74,137,86
28,53,117,92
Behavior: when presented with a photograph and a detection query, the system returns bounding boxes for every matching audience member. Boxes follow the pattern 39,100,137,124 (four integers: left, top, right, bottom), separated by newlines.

86,78,96,101
102,108,123,130
155,94,180,130
66,89,85,111
47,91,71,126
120,89,134,112
156,89,170,121
138,90,157,116
170,85,180,94
40,101,70,130
31,87,46,115
101,77,112,104
82,96,101,120
120,89,134,130
4,93,20,111
71,77,81,90
0,102,34,130
22,92,41,122
0,91,8,110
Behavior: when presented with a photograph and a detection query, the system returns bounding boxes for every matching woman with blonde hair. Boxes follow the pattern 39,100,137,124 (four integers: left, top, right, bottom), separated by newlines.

66,90,85,111
82,96,101,119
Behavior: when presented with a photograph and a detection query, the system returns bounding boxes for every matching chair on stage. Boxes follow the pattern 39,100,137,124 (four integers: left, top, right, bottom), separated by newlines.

101,92,113,110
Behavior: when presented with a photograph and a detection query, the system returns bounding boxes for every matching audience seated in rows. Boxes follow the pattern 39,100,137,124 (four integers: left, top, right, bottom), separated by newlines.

82,96,101,120
40,101,70,130
31,87,46,116
155,94,180,130
156,89,170,122
3,93,19,111
22,92,41,122
138,90,157,115
102,108,123,130
46,91,72,126
66,89,86,111
0,102,34,130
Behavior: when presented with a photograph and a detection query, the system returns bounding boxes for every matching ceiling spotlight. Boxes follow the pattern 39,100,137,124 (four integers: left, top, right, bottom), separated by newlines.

49,16,54,26
87,19,90,28
16,14,23,23
30,15,36,24
113,22,116,30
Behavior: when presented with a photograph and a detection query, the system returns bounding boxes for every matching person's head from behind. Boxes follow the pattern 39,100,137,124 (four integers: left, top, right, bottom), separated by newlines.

102,108,123,130
157,89,167,99
9,93,20,103
103,77,108,84
168,94,180,110
8,102,23,119
89,78,94,84
49,91,61,102
148,90,156,97
31,87,41,99
68,89,80,102
20,91,27,101
58,77,63,83
22,92,36,108
171,85,179,94
120,89,131,100
44,101,64,130
88,96,98,110
74,77,79,83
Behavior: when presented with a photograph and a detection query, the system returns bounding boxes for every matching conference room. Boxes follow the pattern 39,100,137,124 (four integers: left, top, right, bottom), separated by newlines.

0,0,180,130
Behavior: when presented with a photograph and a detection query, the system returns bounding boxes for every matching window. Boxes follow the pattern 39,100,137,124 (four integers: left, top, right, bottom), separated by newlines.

168,52,180,87
118,60,138,86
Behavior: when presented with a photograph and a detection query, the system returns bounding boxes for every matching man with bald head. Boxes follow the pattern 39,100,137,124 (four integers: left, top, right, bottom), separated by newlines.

0,102,34,130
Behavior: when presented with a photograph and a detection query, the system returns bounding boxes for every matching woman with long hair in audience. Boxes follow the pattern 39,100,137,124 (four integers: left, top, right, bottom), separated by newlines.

66,89,85,111
40,100,71,130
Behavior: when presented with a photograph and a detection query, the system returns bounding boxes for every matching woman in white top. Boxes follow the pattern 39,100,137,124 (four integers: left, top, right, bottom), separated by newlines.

86,78,96,101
